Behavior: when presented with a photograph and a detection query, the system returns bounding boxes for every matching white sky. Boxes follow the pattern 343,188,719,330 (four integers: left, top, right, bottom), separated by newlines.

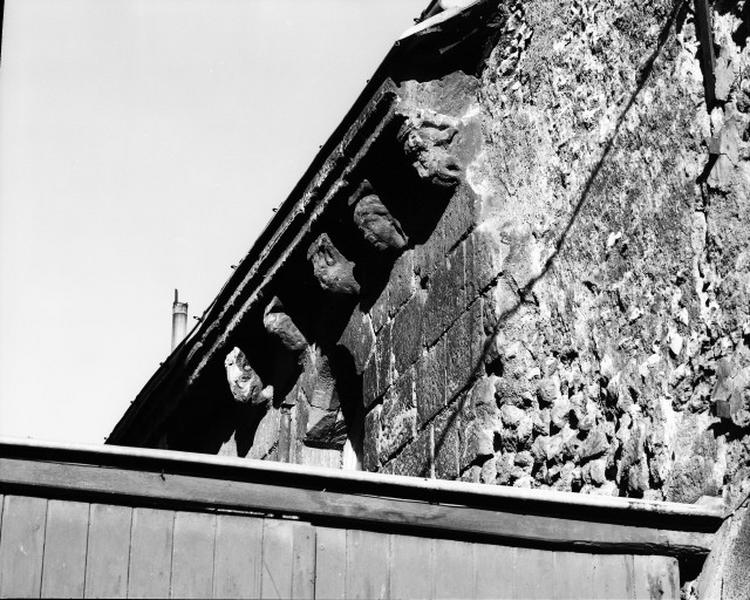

0,0,426,444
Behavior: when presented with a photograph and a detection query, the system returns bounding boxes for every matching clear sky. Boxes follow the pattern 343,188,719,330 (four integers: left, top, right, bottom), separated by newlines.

0,0,426,444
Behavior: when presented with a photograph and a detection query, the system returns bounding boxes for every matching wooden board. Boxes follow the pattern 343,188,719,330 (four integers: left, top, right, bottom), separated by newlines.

552,551,595,599
514,546,555,599
84,503,132,598
291,521,316,599
0,457,715,556
314,527,346,600
475,543,515,599
434,539,475,599
170,511,216,598
41,500,89,598
591,553,635,599
127,507,174,598
0,495,47,598
346,529,389,600
389,534,434,600
633,555,679,600
261,519,295,599
213,514,263,599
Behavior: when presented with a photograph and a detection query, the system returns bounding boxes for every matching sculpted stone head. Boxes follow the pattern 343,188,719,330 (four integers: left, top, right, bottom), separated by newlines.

307,233,360,295
353,191,408,251
263,296,307,352
224,346,272,406
398,111,462,188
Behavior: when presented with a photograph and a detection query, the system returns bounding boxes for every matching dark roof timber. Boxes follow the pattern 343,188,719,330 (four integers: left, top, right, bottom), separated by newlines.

108,0,502,446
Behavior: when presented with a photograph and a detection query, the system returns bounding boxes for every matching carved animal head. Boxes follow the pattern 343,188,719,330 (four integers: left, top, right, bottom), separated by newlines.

263,296,307,352
224,346,268,405
306,233,360,295
398,112,462,188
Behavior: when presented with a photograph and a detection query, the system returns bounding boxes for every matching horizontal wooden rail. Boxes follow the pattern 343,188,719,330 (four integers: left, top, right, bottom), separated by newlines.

0,438,723,557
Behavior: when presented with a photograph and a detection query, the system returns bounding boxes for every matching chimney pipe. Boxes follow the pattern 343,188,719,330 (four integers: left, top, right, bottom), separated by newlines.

171,289,188,350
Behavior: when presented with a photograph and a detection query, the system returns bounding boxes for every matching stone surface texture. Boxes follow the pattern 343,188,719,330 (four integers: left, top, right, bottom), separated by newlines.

353,0,750,511
142,1,750,511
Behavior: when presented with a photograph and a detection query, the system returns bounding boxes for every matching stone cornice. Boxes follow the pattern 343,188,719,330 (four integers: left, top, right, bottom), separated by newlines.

108,0,504,446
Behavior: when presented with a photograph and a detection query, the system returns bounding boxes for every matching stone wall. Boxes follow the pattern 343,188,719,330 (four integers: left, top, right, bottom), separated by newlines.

154,0,750,509
351,0,750,506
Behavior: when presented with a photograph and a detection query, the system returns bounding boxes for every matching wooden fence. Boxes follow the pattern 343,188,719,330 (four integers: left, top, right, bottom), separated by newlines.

0,439,723,599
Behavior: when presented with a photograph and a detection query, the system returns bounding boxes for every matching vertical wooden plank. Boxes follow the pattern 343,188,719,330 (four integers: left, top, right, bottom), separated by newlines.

475,543,515,599
40,500,89,598
0,495,47,598
389,534,434,600
552,551,596,599
213,514,263,599
434,539,475,599
624,554,637,600
633,555,680,600
314,527,346,600
346,529,389,600
84,504,132,598
592,554,635,599
261,519,294,600
291,522,316,599
514,546,555,599
170,511,216,599
127,507,174,599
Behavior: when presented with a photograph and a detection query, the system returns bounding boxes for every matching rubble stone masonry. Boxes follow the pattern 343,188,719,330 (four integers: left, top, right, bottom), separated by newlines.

114,0,750,513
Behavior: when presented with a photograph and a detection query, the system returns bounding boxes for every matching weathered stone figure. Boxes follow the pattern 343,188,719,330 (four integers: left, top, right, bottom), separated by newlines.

352,190,408,251
307,233,360,295
224,346,272,406
398,111,462,187
263,296,307,352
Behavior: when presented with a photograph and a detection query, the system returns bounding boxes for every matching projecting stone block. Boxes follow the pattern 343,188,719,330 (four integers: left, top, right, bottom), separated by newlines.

307,233,360,295
416,340,447,428
247,407,282,460
305,406,347,450
337,308,375,375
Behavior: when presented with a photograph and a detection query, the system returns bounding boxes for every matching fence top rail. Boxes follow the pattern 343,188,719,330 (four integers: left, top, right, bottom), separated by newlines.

0,436,724,523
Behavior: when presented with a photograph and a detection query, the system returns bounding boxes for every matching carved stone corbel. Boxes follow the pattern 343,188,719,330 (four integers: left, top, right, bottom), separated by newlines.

351,181,408,251
307,233,360,295
224,346,273,406
397,109,462,188
263,296,308,352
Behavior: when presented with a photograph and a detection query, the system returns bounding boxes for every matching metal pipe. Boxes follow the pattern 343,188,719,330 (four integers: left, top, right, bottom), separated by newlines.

171,289,188,350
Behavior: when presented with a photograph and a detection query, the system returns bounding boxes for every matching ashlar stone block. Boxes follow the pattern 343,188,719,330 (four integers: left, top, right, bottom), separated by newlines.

416,339,447,428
